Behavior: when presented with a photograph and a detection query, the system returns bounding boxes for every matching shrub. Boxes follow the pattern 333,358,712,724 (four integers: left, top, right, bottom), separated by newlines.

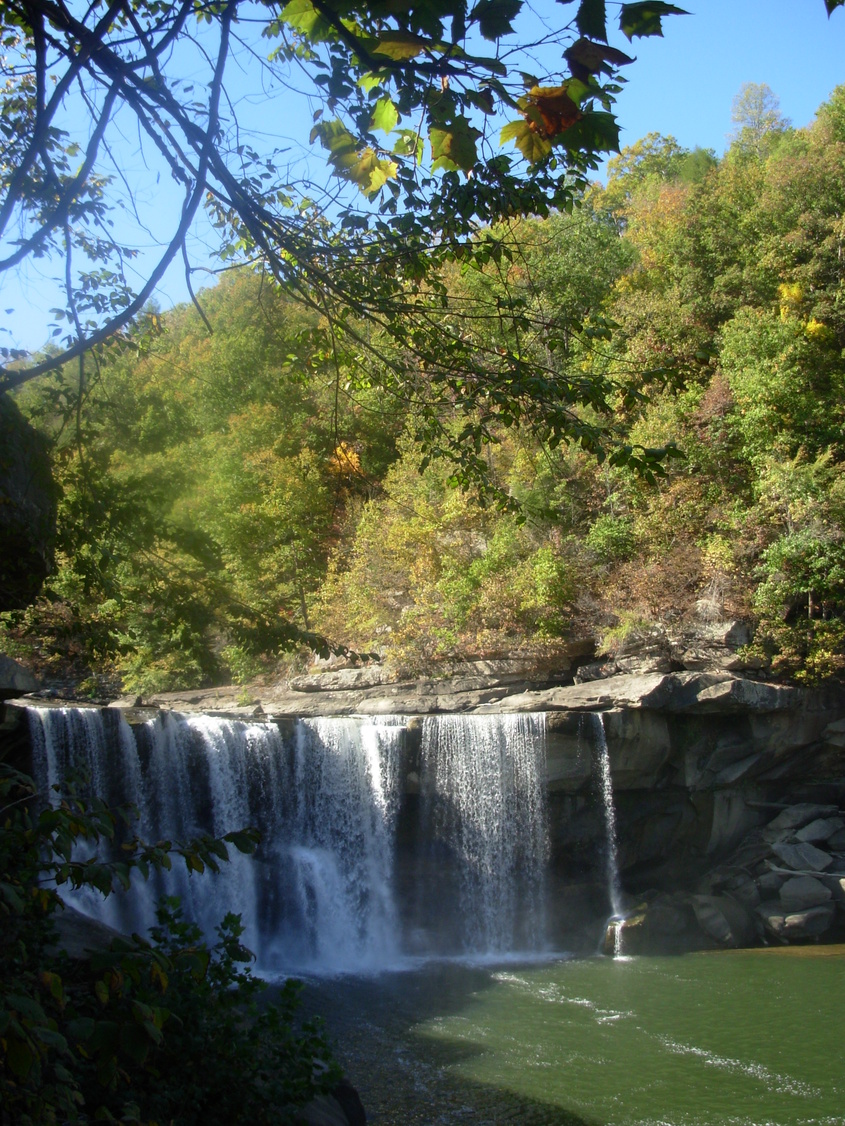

0,759,338,1125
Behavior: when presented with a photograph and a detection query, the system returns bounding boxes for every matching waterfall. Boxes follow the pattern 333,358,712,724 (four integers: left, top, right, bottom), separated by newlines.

280,716,405,972
590,712,624,956
26,706,553,969
28,707,407,973
420,712,549,955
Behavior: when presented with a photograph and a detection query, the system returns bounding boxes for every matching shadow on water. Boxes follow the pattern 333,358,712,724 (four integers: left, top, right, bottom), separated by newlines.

289,960,595,1126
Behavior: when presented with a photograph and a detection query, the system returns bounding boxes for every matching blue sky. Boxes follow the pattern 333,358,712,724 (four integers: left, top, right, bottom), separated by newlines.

6,2,845,354
608,0,844,155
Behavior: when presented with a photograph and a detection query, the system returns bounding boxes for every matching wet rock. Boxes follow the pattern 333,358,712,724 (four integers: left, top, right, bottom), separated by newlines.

795,816,845,844
301,1079,367,1126
779,876,833,911
765,803,840,834
771,841,833,872
756,903,836,941
757,870,785,898
616,894,704,954
300,1094,355,1126
47,904,124,959
602,904,648,955
690,894,757,947
828,828,845,851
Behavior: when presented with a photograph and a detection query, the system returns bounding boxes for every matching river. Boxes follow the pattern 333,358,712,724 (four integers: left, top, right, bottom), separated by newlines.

299,946,845,1126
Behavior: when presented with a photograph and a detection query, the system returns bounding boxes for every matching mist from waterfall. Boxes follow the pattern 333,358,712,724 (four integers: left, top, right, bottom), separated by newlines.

27,706,551,972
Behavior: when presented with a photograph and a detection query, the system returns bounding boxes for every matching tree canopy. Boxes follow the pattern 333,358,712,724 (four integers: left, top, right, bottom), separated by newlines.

0,0,701,489
7,79,845,689
2,1,842,488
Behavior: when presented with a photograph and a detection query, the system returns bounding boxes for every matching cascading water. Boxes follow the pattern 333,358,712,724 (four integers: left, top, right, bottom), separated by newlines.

28,707,407,973
419,712,549,955
27,706,553,969
281,716,405,971
590,712,625,956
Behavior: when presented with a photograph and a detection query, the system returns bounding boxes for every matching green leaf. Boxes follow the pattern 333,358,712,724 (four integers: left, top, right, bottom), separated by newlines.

370,96,399,134
393,129,424,160
7,993,47,1021
224,829,260,854
557,110,620,154
500,118,552,163
34,1026,69,1052
5,1035,36,1079
430,118,482,172
67,1017,97,1043
370,31,429,60
469,0,523,40
120,1021,151,1065
619,2,688,40
281,0,335,41
311,119,397,195
575,0,608,40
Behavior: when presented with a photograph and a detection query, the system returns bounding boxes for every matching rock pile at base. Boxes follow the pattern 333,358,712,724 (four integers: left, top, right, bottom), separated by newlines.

628,801,845,951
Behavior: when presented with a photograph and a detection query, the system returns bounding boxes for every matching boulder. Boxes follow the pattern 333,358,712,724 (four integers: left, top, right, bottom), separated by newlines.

818,873,845,904
690,894,757,947
757,871,785,898
47,904,124,959
795,816,844,844
674,676,796,714
108,695,144,709
301,1079,366,1126
300,1095,355,1126
778,876,833,911
717,870,761,910
771,842,833,872
0,654,38,699
765,804,840,834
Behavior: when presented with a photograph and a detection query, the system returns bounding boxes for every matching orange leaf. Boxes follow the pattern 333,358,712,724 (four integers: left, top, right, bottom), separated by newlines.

524,86,582,139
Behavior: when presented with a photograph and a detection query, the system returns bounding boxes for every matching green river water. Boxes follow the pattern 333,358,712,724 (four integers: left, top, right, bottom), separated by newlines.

302,946,845,1126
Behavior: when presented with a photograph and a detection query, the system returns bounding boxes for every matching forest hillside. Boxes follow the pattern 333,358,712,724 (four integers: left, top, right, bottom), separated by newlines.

4,85,845,695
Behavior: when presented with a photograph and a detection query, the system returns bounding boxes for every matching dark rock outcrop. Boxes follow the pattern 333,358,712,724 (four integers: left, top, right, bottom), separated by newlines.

0,654,38,700
0,392,56,610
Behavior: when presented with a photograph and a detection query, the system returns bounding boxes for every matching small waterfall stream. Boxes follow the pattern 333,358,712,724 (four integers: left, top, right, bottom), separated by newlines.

27,706,551,972
590,712,625,955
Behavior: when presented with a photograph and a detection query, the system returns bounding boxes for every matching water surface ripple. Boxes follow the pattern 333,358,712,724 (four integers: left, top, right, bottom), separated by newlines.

299,947,845,1126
